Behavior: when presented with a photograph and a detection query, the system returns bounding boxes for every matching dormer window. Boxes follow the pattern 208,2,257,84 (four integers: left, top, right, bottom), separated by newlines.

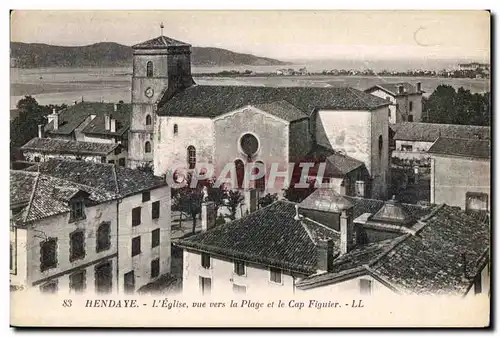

70,199,85,222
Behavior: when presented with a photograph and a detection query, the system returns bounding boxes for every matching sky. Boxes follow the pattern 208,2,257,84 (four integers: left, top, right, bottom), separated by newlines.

10,10,490,62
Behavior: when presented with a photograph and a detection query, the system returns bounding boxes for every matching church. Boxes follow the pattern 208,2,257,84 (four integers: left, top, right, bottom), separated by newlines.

127,35,391,201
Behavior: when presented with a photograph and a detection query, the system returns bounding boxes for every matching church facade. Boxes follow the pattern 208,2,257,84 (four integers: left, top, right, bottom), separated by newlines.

128,35,391,200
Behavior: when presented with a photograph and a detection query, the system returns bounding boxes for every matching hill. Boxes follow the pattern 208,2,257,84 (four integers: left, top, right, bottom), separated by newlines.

10,41,289,68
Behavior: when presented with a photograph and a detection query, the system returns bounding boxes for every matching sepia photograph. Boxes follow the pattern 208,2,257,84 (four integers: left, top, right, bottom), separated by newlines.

8,9,491,328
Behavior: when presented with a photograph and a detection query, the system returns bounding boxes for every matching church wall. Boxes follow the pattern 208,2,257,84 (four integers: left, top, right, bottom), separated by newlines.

315,109,372,174
154,116,214,177
213,107,290,192
289,119,312,162
370,106,389,199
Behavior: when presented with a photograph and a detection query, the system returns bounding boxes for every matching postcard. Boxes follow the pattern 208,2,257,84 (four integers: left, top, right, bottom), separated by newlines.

9,9,491,328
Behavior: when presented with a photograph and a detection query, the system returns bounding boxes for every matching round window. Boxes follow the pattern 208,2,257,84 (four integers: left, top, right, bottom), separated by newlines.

240,133,259,157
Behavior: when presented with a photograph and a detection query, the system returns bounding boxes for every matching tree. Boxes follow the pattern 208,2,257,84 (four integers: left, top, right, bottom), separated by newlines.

172,173,205,234
203,178,227,214
423,85,490,126
258,193,278,208
226,190,245,220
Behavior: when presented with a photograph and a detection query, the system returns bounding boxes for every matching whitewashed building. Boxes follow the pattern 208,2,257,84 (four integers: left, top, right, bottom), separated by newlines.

11,159,171,294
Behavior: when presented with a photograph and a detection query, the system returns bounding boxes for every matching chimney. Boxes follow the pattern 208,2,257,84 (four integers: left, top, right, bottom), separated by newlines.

316,239,334,273
38,124,44,138
104,113,111,131
416,82,422,92
340,208,354,255
110,118,116,133
294,204,301,221
397,85,404,95
201,201,217,232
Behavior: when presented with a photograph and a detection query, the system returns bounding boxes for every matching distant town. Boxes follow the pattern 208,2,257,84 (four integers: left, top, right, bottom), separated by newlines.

195,62,490,79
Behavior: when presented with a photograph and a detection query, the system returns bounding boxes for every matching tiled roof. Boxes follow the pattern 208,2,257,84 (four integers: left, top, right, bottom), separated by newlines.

45,102,131,136
428,137,491,159
10,170,117,224
303,144,365,177
25,159,167,197
21,137,119,156
297,204,490,295
157,85,390,118
175,200,339,274
392,122,490,142
132,36,191,49
365,83,422,96
253,100,308,122
369,205,490,295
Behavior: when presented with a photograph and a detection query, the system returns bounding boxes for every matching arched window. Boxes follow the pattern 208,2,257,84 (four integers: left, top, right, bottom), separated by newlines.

378,135,383,157
409,101,413,112
255,161,265,191
145,141,151,153
234,159,245,189
146,61,153,78
146,115,152,126
187,146,196,169
173,124,178,135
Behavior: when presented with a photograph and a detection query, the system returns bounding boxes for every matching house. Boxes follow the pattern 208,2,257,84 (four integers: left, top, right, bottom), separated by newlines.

428,137,490,212
364,83,424,123
174,189,489,297
12,159,171,293
390,122,490,165
20,137,126,166
41,102,131,166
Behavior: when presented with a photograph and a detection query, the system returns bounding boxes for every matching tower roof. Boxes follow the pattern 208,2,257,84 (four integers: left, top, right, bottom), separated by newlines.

132,36,191,49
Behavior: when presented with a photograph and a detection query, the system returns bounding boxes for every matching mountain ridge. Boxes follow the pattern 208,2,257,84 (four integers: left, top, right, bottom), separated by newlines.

10,41,291,68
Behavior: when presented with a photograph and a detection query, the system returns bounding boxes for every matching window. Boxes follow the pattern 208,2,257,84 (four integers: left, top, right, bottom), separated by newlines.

388,108,391,119
132,207,141,227
69,270,86,293
474,275,482,295
10,243,14,272
40,238,57,272
142,191,151,202
359,279,372,295
466,192,489,212
70,200,85,222
69,230,85,262
235,159,245,188
124,271,135,294
409,101,413,112
401,144,413,152
146,61,153,78
233,284,246,294
408,114,414,122
34,156,41,163
76,156,82,161
199,277,212,295
234,261,246,276
40,281,58,294
240,133,259,158
108,160,115,164
385,96,391,101
151,258,160,279
255,161,265,191
132,236,141,257
101,156,106,163
378,135,383,157
152,201,160,219
173,124,178,135
146,115,152,126
96,222,111,253
201,253,210,269
151,228,160,248
187,146,196,169
145,141,151,153
118,158,126,167
95,261,113,294
270,267,282,284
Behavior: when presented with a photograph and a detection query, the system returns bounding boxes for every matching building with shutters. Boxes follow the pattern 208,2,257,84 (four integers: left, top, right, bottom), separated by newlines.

10,159,170,294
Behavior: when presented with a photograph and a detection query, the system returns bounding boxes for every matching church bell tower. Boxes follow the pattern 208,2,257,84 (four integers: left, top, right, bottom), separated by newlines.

128,25,195,169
